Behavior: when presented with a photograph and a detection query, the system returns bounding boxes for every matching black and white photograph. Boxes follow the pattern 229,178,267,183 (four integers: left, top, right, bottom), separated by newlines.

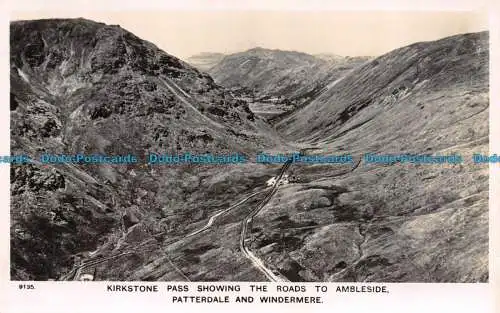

9,10,489,284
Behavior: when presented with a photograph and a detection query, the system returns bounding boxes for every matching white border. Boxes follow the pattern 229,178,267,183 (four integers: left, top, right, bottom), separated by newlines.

1,1,498,313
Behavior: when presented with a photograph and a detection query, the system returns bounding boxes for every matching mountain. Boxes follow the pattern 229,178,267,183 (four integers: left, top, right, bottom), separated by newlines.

260,31,488,281
185,52,226,72
9,18,284,280
208,47,370,105
10,18,489,283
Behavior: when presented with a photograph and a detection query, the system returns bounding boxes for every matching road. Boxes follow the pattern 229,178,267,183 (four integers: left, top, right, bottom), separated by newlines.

239,161,292,282
157,76,227,130
186,190,265,238
59,251,135,281
60,154,301,282
60,189,266,281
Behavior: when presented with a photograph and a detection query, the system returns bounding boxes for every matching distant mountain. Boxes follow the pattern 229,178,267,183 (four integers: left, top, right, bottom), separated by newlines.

208,47,370,105
185,52,225,72
10,18,280,280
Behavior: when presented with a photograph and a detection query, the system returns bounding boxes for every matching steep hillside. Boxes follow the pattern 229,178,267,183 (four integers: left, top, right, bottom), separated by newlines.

9,18,284,280
257,31,488,282
186,52,225,72
209,48,370,105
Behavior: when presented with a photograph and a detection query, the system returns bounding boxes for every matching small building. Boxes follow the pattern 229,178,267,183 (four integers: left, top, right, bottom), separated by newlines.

279,174,289,185
266,177,276,186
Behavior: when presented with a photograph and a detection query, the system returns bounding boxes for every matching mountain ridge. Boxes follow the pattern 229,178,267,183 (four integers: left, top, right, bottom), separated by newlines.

207,47,371,110
9,18,284,280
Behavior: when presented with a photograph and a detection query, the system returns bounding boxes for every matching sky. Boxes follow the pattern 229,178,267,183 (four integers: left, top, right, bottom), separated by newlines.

11,11,488,60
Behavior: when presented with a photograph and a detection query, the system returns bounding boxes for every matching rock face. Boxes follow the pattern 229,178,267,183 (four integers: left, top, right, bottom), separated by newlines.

254,31,489,282
208,47,370,106
9,18,277,280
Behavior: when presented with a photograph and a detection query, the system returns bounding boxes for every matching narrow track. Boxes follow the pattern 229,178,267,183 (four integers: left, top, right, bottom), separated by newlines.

239,161,292,282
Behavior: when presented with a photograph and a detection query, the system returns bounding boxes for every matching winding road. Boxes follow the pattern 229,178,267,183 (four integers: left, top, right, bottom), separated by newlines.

186,190,265,238
60,188,268,281
239,161,292,282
